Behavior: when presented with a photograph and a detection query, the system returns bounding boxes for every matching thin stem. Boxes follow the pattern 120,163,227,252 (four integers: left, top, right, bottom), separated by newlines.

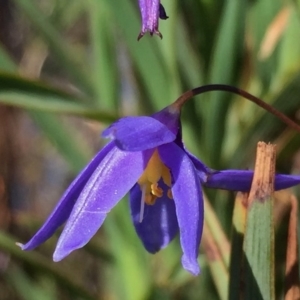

172,84,300,133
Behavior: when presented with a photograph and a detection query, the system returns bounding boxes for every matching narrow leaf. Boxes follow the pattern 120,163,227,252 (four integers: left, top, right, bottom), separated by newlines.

206,0,246,167
202,222,229,300
204,196,231,268
0,73,117,121
244,142,276,300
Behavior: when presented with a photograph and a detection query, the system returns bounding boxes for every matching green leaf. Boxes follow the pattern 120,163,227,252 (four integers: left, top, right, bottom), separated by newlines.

206,0,247,167
204,197,229,300
0,73,117,121
244,198,275,299
243,143,275,300
87,0,119,109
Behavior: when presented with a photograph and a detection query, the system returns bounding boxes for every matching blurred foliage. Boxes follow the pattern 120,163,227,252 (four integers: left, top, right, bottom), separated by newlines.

0,0,300,299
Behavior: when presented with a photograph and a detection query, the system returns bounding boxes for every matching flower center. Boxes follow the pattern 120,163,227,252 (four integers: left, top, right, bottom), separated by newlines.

138,149,172,203
137,149,172,222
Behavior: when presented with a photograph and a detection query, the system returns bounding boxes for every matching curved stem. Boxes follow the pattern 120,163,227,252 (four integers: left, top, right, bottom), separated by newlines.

172,84,300,133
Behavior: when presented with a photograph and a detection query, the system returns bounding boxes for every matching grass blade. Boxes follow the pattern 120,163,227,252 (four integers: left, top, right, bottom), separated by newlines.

206,0,246,167
243,142,276,300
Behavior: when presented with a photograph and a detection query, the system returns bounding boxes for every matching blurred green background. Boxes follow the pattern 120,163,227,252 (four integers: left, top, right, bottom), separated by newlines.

0,0,300,299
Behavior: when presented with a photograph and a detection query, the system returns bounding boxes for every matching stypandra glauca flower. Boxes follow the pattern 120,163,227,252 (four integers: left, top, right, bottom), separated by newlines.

17,84,300,276
138,0,169,40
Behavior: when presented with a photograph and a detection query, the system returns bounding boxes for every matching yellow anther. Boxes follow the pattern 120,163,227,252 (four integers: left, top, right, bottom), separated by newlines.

138,150,162,185
151,183,163,197
138,149,173,206
162,164,171,187
145,194,157,205
167,189,173,199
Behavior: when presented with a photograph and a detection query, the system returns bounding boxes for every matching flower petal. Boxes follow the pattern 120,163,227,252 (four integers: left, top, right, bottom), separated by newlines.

186,150,210,182
19,142,115,251
158,143,203,275
102,116,176,151
53,147,154,261
204,170,300,192
159,4,168,20
203,170,253,191
274,174,300,190
138,0,161,39
129,182,178,253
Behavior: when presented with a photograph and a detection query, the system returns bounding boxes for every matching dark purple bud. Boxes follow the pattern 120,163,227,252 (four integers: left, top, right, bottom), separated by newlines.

159,4,169,20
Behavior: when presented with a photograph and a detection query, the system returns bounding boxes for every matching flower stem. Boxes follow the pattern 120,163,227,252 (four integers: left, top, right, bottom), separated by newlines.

173,84,300,133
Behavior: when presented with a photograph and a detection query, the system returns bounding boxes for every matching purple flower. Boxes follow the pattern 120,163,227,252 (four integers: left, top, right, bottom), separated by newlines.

138,1,169,40
203,170,300,192
18,106,204,275
18,105,300,276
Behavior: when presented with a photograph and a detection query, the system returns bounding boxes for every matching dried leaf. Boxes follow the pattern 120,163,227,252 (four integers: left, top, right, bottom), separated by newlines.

285,195,300,300
258,6,291,60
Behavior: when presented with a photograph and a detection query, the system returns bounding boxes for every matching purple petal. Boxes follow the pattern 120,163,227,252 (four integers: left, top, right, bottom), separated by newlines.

159,4,168,20
204,170,300,192
19,142,115,251
158,143,203,275
53,148,154,261
102,116,176,151
186,150,210,182
138,0,161,40
129,182,178,253
152,106,180,136
275,174,300,190
203,170,253,191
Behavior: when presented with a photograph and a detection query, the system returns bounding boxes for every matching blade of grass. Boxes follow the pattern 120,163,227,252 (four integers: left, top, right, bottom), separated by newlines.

176,19,204,88
88,0,118,109
202,222,229,300
276,8,300,82
250,0,281,86
0,91,116,121
0,73,117,121
206,0,246,167
243,142,276,300
204,196,231,268
156,0,181,100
